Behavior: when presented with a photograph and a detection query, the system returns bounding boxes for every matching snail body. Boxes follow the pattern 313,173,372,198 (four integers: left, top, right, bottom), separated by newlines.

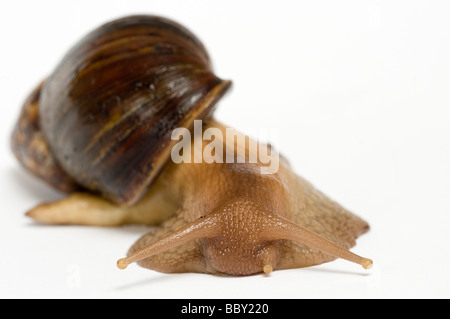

12,15,371,275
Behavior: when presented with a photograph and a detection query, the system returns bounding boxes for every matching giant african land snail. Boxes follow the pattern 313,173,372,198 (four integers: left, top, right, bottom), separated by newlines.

12,15,372,275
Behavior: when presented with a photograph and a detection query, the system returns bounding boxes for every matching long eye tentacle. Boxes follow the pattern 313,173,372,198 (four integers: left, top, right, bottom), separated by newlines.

263,214,373,269
117,214,220,269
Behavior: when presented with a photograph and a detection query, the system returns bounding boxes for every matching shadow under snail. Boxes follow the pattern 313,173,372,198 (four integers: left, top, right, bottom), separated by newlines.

11,15,372,276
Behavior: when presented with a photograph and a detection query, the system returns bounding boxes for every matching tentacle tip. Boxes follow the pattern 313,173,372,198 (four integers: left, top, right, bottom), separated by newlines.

117,258,129,270
263,265,273,274
361,258,373,270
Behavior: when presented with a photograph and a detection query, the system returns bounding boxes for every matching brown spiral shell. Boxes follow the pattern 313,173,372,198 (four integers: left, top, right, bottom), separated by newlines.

14,15,231,205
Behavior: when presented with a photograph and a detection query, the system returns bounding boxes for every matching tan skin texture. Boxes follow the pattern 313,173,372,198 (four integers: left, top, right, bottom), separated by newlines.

26,120,371,275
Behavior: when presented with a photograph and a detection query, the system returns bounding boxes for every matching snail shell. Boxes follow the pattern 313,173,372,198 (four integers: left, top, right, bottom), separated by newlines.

12,15,231,205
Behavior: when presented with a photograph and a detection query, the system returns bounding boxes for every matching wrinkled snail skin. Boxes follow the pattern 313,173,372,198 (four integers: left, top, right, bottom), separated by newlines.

12,15,372,276
124,121,371,275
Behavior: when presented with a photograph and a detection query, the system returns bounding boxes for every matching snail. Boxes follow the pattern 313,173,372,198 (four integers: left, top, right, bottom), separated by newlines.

11,15,372,276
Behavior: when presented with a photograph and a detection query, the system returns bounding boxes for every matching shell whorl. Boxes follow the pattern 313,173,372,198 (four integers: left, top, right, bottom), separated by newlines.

35,15,231,205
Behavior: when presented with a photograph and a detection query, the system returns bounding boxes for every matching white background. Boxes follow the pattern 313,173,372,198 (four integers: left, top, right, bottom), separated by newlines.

1,0,449,299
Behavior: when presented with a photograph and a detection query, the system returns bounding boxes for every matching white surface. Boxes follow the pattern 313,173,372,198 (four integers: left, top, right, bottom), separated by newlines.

1,0,450,299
